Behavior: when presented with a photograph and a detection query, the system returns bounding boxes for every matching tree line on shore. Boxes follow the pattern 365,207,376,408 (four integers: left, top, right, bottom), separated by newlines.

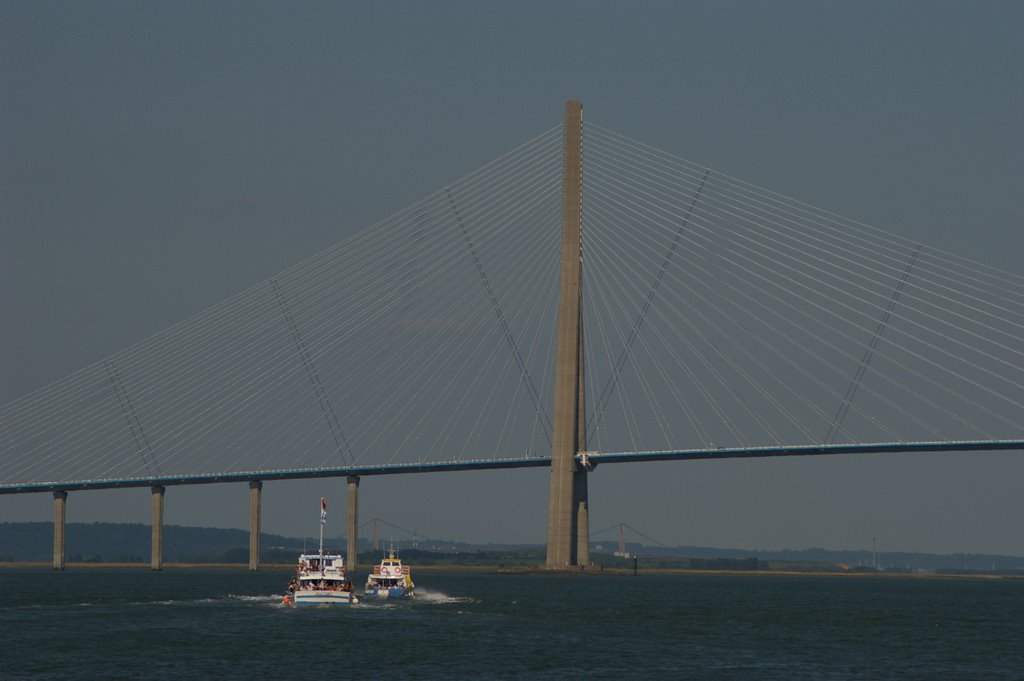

2,522,1022,573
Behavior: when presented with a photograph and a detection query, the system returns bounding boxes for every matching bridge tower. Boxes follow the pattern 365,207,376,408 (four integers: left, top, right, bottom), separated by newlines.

546,99,589,567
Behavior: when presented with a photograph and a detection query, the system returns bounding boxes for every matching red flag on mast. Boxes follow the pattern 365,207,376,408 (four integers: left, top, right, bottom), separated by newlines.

320,497,327,524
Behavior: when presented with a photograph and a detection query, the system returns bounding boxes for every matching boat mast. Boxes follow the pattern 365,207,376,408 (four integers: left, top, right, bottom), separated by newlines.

319,497,326,556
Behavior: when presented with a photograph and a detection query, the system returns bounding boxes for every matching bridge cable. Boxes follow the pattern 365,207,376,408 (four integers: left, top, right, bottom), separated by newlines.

102,359,161,477
589,124,1024,299
588,128,1024,360
272,278,355,466
588,169,710,443
585,136,991,444
445,185,553,442
589,133,1024,430
825,244,921,444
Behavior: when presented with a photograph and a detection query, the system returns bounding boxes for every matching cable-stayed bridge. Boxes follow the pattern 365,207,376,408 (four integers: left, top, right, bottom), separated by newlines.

2,101,1022,569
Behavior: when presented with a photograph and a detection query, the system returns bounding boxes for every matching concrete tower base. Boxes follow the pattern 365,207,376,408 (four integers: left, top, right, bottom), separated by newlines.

347,476,359,572
53,491,67,570
249,480,262,571
151,485,165,571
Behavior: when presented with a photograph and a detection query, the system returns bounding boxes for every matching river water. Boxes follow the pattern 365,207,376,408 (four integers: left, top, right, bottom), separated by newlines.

1,568,1021,679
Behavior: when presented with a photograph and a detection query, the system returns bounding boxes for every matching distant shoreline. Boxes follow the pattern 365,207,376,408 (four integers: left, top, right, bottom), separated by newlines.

2,561,1021,579
0,562,498,571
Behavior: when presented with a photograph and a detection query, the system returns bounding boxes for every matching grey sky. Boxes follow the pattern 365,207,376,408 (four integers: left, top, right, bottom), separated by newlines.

2,1,1022,556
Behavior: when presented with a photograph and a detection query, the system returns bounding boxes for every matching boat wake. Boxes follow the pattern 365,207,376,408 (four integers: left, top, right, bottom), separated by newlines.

412,588,475,605
226,594,280,604
131,594,283,606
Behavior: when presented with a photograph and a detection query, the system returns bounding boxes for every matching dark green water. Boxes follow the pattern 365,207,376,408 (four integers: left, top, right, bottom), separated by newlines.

1,568,1022,680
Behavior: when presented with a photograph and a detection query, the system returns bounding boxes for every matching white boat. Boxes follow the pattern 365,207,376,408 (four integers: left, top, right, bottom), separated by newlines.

364,547,415,598
284,498,358,606
287,552,357,605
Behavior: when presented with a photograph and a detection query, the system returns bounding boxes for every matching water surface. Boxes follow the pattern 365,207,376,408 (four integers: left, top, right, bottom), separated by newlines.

1,568,1021,679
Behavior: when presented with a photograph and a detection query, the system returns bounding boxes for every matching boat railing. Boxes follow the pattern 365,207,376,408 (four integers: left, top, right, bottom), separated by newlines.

371,565,410,576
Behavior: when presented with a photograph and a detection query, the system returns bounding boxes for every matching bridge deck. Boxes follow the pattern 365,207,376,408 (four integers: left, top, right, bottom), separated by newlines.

2,440,1019,495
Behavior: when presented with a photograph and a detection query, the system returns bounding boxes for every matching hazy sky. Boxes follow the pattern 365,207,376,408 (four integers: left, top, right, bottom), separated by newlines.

2,1,1022,556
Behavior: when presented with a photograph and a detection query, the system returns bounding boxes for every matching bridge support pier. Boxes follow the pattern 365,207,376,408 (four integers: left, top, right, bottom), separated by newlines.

151,485,164,571
347,476,359,573
53,491,67,570
249,480,262,571
574,469,589,567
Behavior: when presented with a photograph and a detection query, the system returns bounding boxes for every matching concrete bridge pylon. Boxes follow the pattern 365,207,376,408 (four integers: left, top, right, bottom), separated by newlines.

546,99,589,568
